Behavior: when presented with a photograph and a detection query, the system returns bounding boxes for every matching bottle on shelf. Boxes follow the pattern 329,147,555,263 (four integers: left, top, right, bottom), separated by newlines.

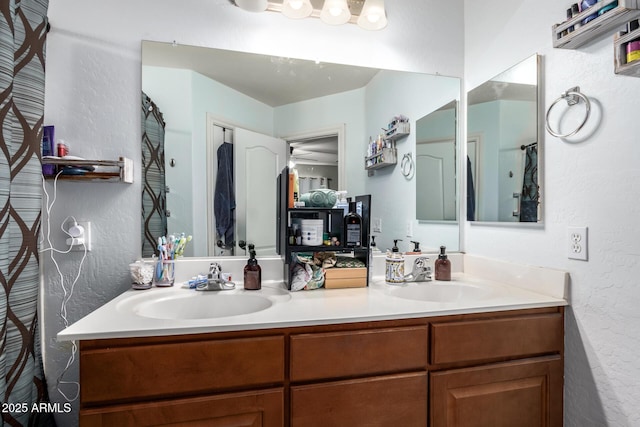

626,19,640,64
344,202,363,248
334,191,349,216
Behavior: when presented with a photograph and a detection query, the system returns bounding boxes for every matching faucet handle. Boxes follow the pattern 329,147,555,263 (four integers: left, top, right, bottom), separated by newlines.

208,262,222,279
413,257,430,268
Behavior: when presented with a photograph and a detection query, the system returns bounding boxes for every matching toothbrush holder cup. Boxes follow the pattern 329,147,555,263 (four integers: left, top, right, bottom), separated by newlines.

153,260,175,287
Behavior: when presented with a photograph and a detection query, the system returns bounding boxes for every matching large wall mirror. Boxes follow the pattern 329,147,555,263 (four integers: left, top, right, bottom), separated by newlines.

467,54,542,223
141,41,462,257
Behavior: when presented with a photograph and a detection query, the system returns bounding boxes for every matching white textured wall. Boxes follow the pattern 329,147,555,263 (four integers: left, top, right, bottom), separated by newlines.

464,0,640,425
42,0,640,425
43,1,463,425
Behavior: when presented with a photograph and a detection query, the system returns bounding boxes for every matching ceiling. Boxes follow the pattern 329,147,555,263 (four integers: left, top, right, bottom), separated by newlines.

142,40,380,107
289,136,338,166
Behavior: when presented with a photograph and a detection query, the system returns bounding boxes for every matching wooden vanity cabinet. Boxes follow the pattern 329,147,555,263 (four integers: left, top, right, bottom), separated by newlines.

78,333,286,427
428,310,564,427
78,307,563,427
289,325,429,426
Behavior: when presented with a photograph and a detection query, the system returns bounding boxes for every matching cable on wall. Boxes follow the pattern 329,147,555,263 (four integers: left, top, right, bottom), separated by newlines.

40,171,86,402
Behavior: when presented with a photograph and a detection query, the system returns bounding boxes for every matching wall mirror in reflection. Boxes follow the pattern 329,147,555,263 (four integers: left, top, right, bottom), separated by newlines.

415,100,458,222
141,41,463,257
467,54,541,223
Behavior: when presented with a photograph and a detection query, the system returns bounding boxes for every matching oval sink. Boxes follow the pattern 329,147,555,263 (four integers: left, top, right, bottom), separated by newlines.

385,282,493,303
133,293,273,320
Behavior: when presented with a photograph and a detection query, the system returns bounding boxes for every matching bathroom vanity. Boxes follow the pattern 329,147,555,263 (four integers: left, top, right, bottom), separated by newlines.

60,255,567,426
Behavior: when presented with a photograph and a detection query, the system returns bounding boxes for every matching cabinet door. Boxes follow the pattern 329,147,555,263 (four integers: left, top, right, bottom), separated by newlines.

80,388,283,427
430,356,562,427
291,372,427,427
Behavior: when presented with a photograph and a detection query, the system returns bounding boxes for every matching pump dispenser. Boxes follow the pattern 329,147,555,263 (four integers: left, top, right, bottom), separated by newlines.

335,191,349,216
434,245,451,281
244,244,262,290
385,239,405,285
406,240,422,255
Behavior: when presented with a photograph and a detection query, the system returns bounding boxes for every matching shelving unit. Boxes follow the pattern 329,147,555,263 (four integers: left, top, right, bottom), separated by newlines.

42,157,133,183
553,0,640,49
384,121,410,141
277,167,371,290
365,147,397,170
365,116,409,172
614,28,640,75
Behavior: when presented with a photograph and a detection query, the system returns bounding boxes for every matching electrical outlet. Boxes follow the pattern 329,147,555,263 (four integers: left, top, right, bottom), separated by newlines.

406,221,413,238
372,217,382,233
70,221,92,252
567,226,587,261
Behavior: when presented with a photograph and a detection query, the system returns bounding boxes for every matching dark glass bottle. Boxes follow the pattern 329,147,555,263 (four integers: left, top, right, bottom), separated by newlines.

434,245,451,281
244,248,262,290
344,202,363,248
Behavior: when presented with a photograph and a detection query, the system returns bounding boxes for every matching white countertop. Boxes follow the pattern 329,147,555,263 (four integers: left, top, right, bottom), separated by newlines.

57,255,568,341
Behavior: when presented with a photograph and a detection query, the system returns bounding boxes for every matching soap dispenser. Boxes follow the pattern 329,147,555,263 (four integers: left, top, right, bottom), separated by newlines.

335,191,349,217
434,245,451,281
244,244,262,290
406,240,422,255
385,239,405,285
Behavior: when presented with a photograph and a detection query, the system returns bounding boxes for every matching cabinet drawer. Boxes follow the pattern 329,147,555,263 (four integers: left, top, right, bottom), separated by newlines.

80,388,284,427
81,335,284,405
430,313,563,365
290,326,427,382
291,372,427,427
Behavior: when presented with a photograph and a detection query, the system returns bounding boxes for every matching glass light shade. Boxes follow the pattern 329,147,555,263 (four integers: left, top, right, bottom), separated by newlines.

282,0,313,19
235,0,268,12
357,0,387,30
320,0,351,25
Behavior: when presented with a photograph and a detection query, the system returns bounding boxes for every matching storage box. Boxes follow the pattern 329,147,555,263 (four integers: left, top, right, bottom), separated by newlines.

324,267,367,289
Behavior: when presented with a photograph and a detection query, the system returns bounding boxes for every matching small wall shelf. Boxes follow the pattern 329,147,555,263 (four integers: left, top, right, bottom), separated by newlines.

365,147,397,170
42,157,134,183
553,0,640,49
614,28,640,75
384,121,410,141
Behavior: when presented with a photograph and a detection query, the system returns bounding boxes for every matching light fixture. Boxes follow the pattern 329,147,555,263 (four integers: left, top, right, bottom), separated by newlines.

320,0,351,25
282,0,313,19
357,0,387,30
233,0,388,30
235,0,268,12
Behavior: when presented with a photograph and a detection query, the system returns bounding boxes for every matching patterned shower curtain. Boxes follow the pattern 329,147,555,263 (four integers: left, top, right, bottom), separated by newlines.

0,1,55,426
520,144,539,222
141,92,167,257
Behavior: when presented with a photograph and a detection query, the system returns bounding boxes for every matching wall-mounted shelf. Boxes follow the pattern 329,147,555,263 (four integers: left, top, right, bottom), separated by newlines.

42,157,133,183
553,0,640,49
614,28,640,75
384,121,410,141
365,147,397,170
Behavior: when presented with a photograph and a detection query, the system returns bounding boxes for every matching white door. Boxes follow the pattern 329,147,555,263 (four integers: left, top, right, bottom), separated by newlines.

416,140,456,221
235,128,287,255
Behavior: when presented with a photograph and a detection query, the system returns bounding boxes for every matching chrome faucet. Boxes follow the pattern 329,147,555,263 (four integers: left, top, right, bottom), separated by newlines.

404,257,432,282
196,262,236,291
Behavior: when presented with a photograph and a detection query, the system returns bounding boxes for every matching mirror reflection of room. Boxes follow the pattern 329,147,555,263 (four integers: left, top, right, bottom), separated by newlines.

467,54,540,223
415,100,458,222
141,41,462,256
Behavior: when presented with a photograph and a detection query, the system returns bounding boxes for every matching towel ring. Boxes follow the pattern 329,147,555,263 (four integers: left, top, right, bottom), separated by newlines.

545,86,591,138
401,153,414,180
